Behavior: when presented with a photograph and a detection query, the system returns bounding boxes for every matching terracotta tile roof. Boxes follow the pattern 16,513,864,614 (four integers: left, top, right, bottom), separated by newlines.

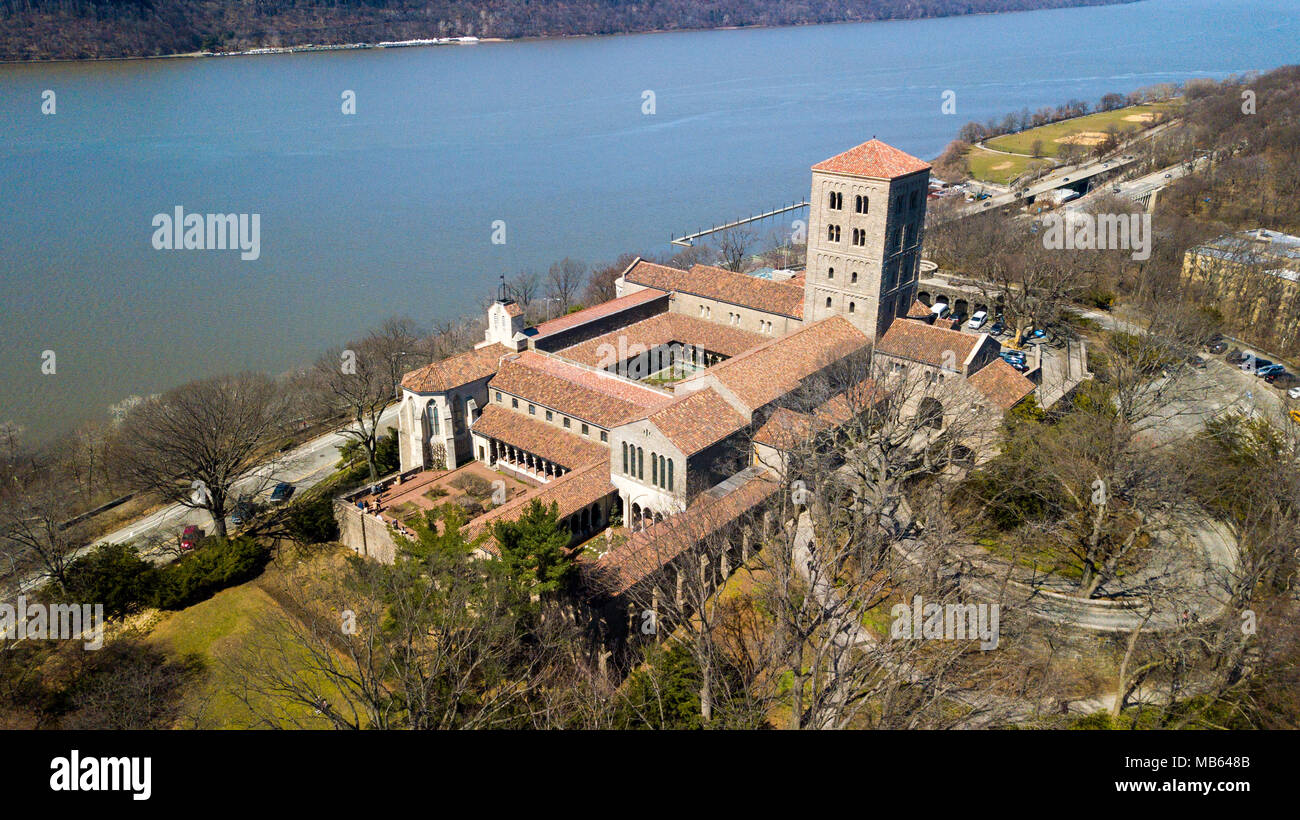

623,260,805,319
905,299,933,319
751,407,816,450
876,320,982,370
504,302,524,318
751,381,884,450
967,359,1036,411
587,466,778,596
811,139,931,180
401,343,508,393
531,288,666,338
471,404,608,469
683,316,870,412
646,387,749,455
555,312,767,369
488,350,674,428
466,461,616,554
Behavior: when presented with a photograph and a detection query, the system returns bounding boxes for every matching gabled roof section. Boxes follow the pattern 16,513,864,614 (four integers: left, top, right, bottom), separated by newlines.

622,260,805,319
751,381,883,451
967,359,1036,411
644,387,749,456
876,320,983,370
555,312,766,368
683,316,870,413
587,466,777,596
531,288,666,339
466,462,616,554
470,404,608,470
401,343,508,393
488,350,673,428
811,139,931,180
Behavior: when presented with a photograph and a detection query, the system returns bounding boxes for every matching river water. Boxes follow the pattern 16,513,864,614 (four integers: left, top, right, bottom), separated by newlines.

1,0,1297,443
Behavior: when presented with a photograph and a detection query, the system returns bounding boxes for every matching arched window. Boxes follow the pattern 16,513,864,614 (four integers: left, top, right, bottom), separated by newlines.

825,297,833,309
658,455,666,488
622,442,628,474
848,301,856,313
827,267,834,280
637,447,644,480
851,271,858,284
667,459,674,491
651,451,658,486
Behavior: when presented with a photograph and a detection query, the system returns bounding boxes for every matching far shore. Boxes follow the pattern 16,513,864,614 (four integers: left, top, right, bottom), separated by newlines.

0,5,1095,66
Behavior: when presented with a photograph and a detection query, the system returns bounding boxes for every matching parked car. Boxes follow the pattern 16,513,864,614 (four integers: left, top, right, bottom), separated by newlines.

1290,386,1300,400
968,310,988,330
1265,371,1297,386
1207,340,1228,354
1225,348,1247,365
1002,358,1030,373
1291,409,1300,425
1255,363,1284,377
270,482,296,503
930,302,952,320
988,320,1005,336
1187,355,1207,369
181,525,203,551
999,351,1027,365
231,496,254,526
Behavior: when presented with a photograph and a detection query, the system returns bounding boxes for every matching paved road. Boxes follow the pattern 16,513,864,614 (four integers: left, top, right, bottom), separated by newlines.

9,405,399,596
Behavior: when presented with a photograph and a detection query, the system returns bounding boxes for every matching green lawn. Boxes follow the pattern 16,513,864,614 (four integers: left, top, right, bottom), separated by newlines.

966,147,1046,185
148,577,340,729
984,102,1179,159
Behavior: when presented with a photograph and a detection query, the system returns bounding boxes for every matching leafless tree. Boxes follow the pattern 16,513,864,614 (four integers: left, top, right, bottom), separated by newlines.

716,227,755,272
546,257,587,313
110,372,286,539
507,270,540,310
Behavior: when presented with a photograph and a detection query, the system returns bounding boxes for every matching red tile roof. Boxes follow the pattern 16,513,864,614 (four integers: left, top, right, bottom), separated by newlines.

876,320,982,370
466,461,616,554
471,404,608,469
489,350,674,428
905,299,933,319
967,359,1036,411
811,139,931,180
504,302,524,318
751,382,883,450
645,387,749,455
555,312,767,369
587,466,778,596
623,260,805,319
684,316,870,412
531,288,666,338
401,343,508,393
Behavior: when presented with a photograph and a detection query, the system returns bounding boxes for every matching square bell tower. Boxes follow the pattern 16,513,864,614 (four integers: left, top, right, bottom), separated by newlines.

803,139,931,342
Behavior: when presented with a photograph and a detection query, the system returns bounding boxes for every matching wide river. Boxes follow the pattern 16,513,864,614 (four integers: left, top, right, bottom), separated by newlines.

2,0,1298,444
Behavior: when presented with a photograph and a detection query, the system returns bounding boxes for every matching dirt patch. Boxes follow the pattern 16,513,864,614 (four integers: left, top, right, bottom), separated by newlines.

1055,131,1109,146
1123,112,1157,123
991,161,1013,170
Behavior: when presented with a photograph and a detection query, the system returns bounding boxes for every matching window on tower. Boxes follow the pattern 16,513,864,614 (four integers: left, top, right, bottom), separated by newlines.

827,266,834,279
854,194,868,214
848,301,855,313
825,296,833,309
828,191,843,210
827,224,841,242
851,271,858,284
